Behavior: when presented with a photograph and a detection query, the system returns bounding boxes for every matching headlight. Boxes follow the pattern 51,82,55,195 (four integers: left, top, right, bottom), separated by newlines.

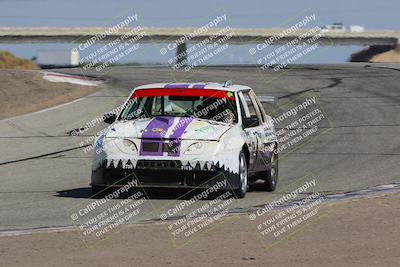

184,142,209,155
112,138,138,155
122,139,138,154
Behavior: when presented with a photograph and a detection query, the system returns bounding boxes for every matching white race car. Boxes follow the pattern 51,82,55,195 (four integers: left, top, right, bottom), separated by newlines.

91,81,278,198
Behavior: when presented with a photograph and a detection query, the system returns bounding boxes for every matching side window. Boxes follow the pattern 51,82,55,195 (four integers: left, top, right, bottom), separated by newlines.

238,93,249,119
244,94,257,118
245,91,263,121
239,91,262,127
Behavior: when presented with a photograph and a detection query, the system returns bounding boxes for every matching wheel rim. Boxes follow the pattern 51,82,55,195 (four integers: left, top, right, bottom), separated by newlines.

239,154,248,193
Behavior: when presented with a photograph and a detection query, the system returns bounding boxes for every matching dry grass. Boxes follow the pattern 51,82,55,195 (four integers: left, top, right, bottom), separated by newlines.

0,51,38,70
0,69,98,119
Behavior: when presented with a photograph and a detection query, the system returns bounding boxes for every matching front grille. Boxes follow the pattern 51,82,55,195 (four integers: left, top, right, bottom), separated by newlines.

142,142,160,152
136,160,180,169
140,140,181,155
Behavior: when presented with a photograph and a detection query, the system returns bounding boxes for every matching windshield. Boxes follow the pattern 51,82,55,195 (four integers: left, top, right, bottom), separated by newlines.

119,88,238,124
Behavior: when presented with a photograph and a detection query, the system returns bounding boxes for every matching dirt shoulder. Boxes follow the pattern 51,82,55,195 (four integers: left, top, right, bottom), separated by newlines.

0,192,399,267
0,69,99,119
371,45,400,62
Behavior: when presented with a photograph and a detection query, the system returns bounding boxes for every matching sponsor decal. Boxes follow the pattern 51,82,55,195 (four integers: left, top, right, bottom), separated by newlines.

152,127,164,133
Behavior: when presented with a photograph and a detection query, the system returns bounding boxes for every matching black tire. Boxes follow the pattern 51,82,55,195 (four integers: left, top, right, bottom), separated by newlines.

234,151,248,199
262,151,278,192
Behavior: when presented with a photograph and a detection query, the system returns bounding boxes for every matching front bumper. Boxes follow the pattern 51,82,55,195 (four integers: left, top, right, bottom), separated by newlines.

91,159,240,189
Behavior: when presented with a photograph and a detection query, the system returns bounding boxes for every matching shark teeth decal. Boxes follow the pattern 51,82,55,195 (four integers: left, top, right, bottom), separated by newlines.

121,159,127,169
205,161,212,170
101,159,237,174
181,160,188,167
117,160,123,168
105,159,138,169
106,159,114,168
125,159,135,169
199,161,206,170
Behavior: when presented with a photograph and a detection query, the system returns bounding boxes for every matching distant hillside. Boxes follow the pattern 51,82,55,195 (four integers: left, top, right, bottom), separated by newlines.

0,51,38,69
370,45,400,63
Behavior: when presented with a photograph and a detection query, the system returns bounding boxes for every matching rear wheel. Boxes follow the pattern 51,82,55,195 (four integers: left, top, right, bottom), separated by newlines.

234,151,248,198
262,151,278,192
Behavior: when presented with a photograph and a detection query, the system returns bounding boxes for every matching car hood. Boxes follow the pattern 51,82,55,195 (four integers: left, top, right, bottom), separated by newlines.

105,116,234,141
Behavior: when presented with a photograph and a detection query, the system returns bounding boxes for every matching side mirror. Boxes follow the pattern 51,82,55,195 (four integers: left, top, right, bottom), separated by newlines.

242,116,259,128
103,113,117,124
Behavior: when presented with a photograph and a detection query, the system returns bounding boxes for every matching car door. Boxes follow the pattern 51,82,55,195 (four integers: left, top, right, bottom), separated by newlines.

252,91,278,171
238,90,264,173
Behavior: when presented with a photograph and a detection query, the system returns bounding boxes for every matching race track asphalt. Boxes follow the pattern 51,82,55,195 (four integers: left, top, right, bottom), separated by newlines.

1,64,399,232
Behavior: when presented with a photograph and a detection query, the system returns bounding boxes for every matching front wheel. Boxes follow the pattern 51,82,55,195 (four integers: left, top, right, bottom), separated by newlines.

262,151,278,192
234,151,248,198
